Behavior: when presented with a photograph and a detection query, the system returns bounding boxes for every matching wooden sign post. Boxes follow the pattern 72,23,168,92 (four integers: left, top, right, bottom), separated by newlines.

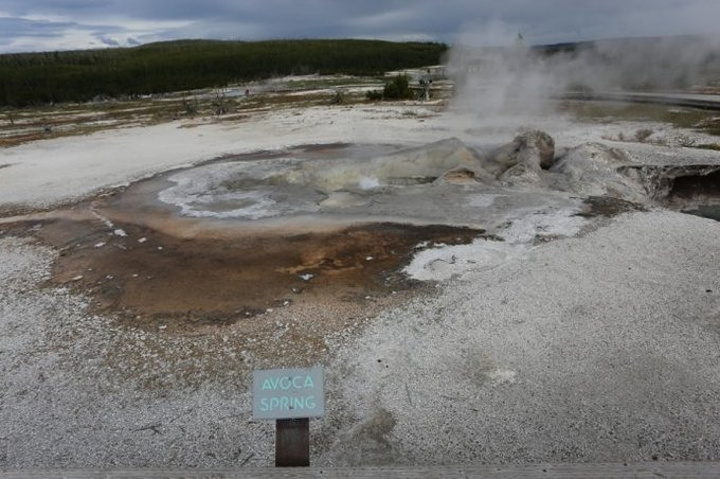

276,418,310,467
252,366,324,467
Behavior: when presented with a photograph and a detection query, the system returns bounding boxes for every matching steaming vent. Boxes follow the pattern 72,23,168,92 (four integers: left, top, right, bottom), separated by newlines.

155,132,720,225
660,169,720,221
157,138,503,221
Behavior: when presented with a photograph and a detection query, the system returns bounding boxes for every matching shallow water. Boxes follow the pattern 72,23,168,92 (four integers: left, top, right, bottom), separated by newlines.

683,205,720,221
104,140,585,237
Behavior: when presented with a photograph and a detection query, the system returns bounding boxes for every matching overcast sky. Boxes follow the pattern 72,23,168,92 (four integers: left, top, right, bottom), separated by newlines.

1,0,719,53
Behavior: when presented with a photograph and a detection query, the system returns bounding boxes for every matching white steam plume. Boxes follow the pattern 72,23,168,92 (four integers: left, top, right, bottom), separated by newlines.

445,28,720,118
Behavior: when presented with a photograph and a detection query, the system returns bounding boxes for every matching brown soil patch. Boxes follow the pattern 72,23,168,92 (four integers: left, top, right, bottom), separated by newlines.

15,216,484,334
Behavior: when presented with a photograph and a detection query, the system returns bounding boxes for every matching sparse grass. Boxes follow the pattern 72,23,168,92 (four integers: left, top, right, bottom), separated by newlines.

634,128,654,142
0,75,380,147
692,143,720,151
280,77,380,90
560,101,720,137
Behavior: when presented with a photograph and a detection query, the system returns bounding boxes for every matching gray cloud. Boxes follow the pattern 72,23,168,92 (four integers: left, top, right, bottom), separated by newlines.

98,36,120,47
0,17,73,40
1,0,719,52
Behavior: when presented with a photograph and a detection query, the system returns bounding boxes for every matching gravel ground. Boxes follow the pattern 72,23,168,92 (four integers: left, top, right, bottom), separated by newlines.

322,211,720,465
0,236,274,469
2,102,720,470
2,211,719,468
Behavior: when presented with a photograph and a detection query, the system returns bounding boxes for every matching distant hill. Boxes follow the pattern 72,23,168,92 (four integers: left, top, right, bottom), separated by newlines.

0,39,448,107
536,34,719,54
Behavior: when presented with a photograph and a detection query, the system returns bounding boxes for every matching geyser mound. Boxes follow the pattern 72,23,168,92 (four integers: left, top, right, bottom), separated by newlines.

155,132,565,226
128,130,719,235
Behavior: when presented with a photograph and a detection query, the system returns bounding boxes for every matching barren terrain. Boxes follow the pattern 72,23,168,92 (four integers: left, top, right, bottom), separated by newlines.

1,77,720,469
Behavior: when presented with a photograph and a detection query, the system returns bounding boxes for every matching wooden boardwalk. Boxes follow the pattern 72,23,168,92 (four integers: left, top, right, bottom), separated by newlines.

560,91,720,111
3,462,720,479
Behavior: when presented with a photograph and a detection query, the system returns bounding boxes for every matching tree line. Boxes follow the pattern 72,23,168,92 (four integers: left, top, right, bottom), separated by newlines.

0,39,448,107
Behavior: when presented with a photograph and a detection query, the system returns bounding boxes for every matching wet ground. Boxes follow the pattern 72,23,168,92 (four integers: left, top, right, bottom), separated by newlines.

32,217,482,327
667,170,720,219
0,139,490,335
1,205,487,378
1,139,717,336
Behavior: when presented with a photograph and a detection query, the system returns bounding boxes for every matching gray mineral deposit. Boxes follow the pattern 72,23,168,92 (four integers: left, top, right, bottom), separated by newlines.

1,110,720,470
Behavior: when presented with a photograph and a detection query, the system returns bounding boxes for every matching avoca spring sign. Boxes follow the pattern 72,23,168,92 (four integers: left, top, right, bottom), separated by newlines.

253,366,325,420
